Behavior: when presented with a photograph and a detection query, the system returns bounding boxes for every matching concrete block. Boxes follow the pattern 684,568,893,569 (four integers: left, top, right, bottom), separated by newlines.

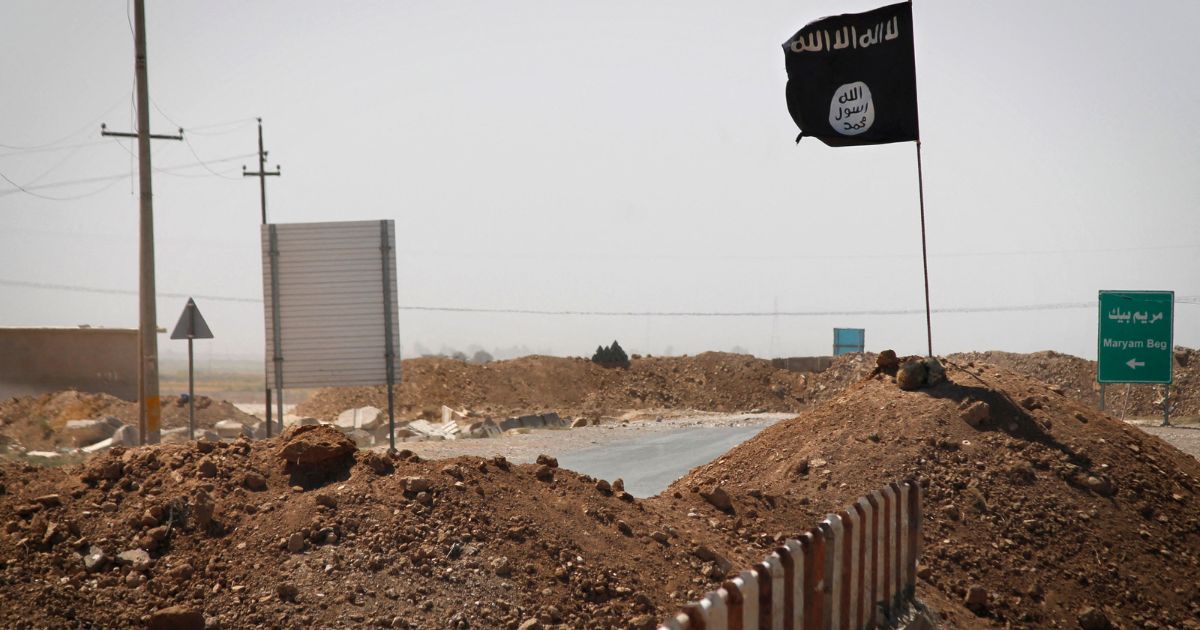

214,419,246,439
346,429,374,448
81,437,114,453
64,419,117,447
519,414,544,428
111,424,137,446
336,406,384,431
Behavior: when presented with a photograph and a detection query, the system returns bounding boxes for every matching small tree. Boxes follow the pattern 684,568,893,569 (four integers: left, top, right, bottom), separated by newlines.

591,340,630,368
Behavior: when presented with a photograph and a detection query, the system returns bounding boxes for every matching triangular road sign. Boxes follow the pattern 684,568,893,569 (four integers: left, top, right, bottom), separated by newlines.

170,298,214,340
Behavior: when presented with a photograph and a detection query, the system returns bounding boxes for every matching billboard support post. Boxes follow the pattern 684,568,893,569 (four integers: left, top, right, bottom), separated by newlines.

380,220,398,452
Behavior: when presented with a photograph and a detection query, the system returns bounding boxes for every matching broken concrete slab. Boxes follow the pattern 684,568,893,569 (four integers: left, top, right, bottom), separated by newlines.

336,406,384,431
214,419,245,439
64,418,119,447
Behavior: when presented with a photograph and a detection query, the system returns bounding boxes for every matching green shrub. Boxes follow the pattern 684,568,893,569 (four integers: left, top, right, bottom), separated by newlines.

591,340,630,368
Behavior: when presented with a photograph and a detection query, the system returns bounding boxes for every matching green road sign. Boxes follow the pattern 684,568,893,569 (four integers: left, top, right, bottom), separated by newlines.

1097,290,1174,384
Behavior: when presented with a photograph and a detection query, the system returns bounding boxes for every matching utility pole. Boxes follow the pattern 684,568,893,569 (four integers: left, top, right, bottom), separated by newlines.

243,119,281,437
101,0,181,445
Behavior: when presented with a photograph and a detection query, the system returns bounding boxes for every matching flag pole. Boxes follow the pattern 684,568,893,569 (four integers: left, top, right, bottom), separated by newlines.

910,0,932,357
916,140,932,356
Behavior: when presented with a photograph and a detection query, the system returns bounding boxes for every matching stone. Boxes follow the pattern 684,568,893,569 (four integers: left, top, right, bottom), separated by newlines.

33,494,62,507
612,478,625,493
595,479,612,495
535,454,559,468
924,358,946,385
629,614,656,630
148,605,204,630
964,585,988,607
402,477,432,493
214,420,246,439
276,425,356,467
1086,476,1116,497
1078,607,1112,630
960,401,991,427
517,619,543,630
314,494,338,509
491,556,512,577
897,360,927,390
700,486,734,512
242,472,268,491
277,583,299,602
117,549,151,569
287,532,306,553
83,546,109,572
616,520,633,536
570,417,588,428
192,492,215,528
64,419,118,447
876,349,899,369
534,465,554,482
196,458,218,478
541,412,563,427
650,531,669,544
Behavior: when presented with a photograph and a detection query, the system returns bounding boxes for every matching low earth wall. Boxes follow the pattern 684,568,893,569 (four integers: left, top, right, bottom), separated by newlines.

771,357,835,374
0,327,138,401
660,479,922,630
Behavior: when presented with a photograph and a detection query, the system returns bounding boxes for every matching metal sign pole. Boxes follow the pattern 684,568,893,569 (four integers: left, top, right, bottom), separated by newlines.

187,301,195,440
187,335,195,440
171,298,213,441
1163,386,1170,427
268,225,285,437
380,220,397,453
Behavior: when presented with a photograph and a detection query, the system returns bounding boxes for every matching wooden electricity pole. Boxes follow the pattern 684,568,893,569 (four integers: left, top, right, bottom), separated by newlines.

243,119,281,437
100,0,180,445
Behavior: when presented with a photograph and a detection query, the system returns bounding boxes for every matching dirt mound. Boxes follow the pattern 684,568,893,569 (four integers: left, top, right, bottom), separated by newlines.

647,360,1200,628
949,347,1200,418
0,391,259,451
297,352,813,420
0,436,731,628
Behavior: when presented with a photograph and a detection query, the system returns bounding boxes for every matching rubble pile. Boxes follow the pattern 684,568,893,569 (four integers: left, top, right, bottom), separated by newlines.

649,360,1200,628
297,352,813,421
948,347,1199,418
0,391,260,454
0,431,730,628
318,405,572,448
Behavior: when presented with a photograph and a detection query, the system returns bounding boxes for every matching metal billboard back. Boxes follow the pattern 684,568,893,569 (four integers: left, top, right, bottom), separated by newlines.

261,220,401,389
833,327,865,356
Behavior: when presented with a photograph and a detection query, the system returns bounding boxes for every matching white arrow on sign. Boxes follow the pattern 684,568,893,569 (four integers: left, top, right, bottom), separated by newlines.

1126,358,1145,369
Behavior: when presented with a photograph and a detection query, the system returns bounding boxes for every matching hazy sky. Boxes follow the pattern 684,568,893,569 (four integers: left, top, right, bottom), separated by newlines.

2,0,1197,364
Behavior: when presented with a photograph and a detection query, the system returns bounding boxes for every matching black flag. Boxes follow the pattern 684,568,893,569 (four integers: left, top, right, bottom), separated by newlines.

783,2,918,146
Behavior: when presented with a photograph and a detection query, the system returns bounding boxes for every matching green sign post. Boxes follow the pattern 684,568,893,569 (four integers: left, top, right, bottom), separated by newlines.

1097,290,1174,423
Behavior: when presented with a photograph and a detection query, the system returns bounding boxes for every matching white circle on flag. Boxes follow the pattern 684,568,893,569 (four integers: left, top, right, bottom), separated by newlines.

829,82,875,136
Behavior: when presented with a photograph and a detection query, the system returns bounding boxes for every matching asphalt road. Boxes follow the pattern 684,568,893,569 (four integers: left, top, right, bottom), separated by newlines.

557,424,769,497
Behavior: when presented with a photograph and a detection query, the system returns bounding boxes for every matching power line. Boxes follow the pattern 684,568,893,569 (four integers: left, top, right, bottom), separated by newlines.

0,152,257,197
0,168,129,201
2,278,1196,315
0,95,128,151
0,139,111,159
